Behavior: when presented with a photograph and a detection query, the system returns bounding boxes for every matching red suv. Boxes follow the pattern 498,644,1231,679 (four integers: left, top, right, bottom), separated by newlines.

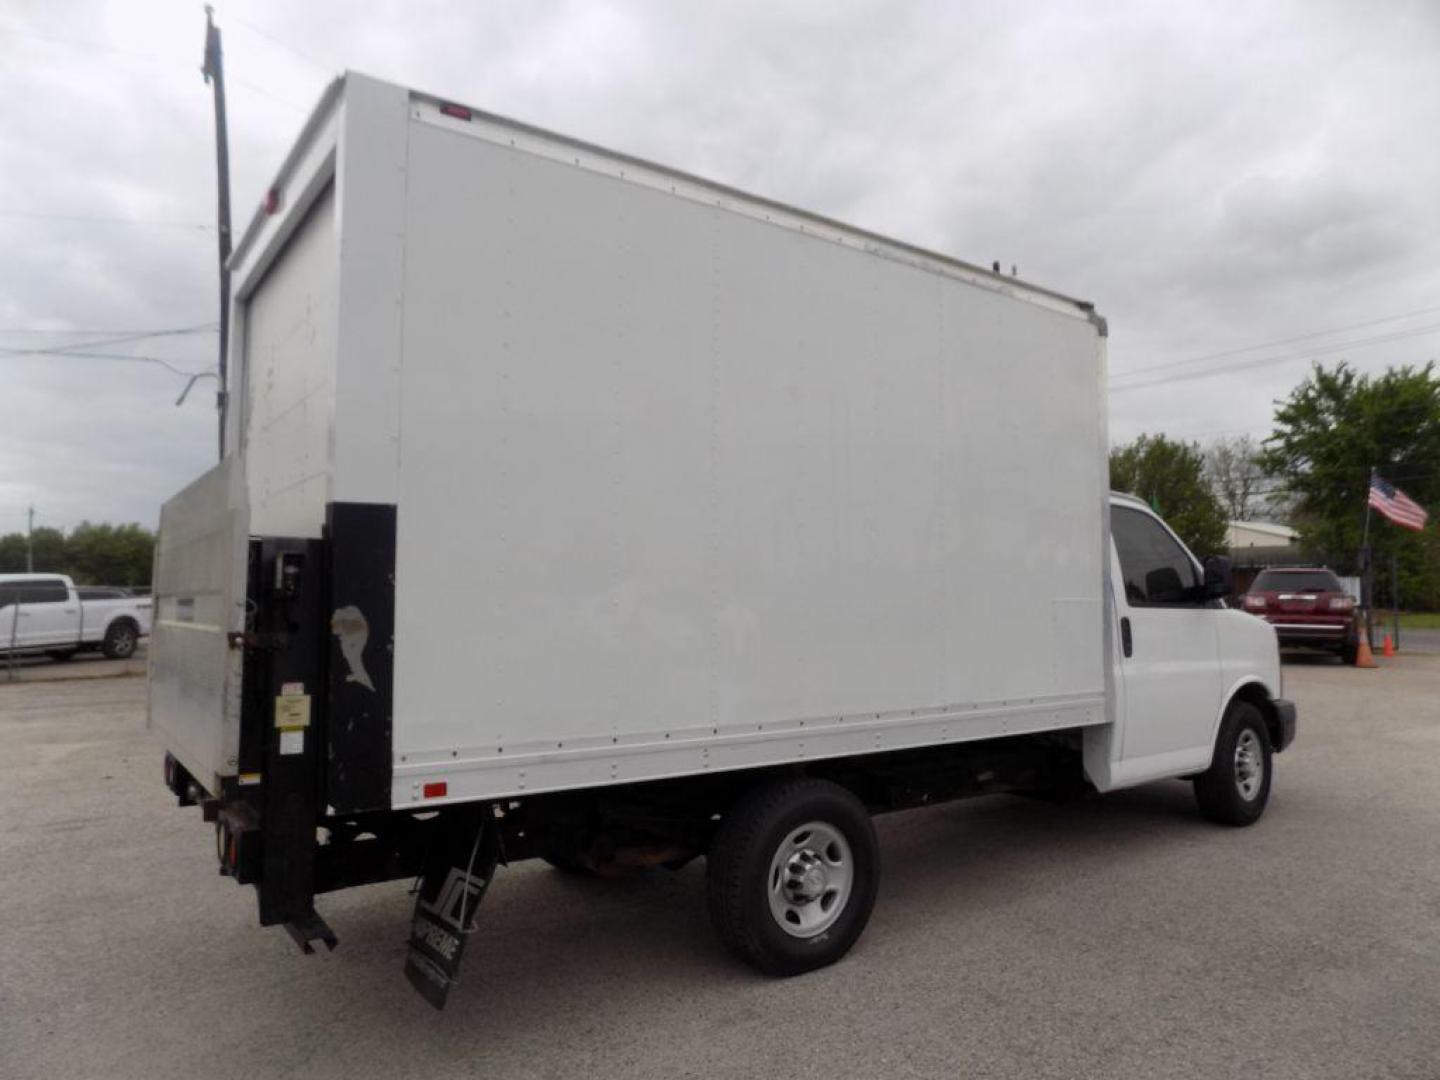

1242,567,1359,663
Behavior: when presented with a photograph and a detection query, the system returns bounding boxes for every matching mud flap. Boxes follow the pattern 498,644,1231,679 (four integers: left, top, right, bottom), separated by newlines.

404,805,500,1010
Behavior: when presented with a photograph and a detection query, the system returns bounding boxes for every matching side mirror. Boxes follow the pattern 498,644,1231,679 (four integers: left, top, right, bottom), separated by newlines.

1202,555,1233,600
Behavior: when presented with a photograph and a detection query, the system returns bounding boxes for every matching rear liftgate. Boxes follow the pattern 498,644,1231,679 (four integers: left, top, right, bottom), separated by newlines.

225,536,336,951
204,507,499,1009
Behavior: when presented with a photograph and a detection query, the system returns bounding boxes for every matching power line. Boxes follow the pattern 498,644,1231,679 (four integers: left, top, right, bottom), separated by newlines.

0,345,214,378
1110,303,1440,382
1243,476,1440,499
1161,425,1273,443
229,15,336,76
0,324,217,353
0,28,190,69
2,28,309,112
1109,323,1440,393
0,209,215,231
0,323,216,335
227,74,310,113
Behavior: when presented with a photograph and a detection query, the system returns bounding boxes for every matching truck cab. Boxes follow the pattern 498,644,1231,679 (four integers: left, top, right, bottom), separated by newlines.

1086,493,1296,802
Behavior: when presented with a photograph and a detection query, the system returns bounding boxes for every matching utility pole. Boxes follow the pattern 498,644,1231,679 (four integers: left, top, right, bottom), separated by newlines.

203,5,232,461
26,506,34,572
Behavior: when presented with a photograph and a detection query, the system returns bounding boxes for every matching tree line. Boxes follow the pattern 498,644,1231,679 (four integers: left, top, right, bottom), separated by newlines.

1112,361,1440,610
0,522,154,588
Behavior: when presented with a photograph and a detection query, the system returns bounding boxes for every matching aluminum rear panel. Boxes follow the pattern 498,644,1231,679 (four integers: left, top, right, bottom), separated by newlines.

148,457,249,792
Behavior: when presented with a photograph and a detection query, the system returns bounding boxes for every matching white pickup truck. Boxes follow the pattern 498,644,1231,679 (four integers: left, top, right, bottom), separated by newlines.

0,573,151,660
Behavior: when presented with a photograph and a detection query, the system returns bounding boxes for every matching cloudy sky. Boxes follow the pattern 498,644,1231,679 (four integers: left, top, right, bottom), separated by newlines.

2,0,1438,534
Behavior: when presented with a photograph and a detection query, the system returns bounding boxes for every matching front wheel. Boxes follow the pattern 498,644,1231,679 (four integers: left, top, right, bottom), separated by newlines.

1193,701,1273,826
706,778,878,976
102,622,138,660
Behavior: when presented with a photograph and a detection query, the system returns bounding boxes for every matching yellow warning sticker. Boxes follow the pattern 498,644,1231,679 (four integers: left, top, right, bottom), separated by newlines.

274,694,311,730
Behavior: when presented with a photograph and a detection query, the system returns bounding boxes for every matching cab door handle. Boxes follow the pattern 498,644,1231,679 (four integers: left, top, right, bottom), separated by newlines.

1121,617,1133,658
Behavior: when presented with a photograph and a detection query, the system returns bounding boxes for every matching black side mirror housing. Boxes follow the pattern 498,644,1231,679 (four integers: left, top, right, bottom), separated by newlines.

1202,555,1233,600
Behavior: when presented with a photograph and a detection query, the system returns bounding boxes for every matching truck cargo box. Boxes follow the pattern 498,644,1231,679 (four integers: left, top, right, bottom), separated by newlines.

151,72,1109,815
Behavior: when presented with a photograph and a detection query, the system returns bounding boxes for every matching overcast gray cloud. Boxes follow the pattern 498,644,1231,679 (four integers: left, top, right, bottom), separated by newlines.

2,0,1439,533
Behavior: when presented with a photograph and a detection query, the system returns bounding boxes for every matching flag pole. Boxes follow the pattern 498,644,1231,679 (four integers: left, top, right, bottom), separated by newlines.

1391,548,1399,652
1361,465,1375,649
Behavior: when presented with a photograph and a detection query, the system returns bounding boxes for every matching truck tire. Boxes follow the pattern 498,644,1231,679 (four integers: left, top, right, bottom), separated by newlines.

1340,637,1358,665
1193,701,1272,826
541,851,597,877
102,620,139,660
706,777,878,976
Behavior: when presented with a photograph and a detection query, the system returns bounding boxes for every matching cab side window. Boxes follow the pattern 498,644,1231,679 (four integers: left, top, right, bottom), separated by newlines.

1111,507,1200,606
19,579,69,604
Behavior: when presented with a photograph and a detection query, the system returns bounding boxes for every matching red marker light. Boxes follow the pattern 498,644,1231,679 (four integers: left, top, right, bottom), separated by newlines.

439,103,472,121
264,186,282,215
423,781,448,799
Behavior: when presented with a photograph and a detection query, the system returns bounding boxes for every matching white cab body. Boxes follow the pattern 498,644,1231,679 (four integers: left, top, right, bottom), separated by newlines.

0,573,152,653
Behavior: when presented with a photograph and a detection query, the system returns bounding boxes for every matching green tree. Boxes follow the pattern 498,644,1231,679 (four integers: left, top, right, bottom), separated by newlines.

0,533,27,573
66,522,155,587
1203,434,1295,522
0,522,155,585
1260,362,1440,609
1110,433,1229,556
29,527,68,574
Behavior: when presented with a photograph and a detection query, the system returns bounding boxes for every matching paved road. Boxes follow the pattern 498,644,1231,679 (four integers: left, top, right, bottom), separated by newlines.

0,643,147,684
1394,628,1440,654
3,657,1439,1080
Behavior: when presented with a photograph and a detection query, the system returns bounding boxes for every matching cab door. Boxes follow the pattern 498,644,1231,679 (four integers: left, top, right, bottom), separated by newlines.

15,578,79,647
1111,506,1221,772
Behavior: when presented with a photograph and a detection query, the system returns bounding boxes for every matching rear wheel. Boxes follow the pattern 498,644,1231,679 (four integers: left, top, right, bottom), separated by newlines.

1340,637,1358,665
541,851,598,877
707,778,878,975
1193,701,1272,826
102,621,138,660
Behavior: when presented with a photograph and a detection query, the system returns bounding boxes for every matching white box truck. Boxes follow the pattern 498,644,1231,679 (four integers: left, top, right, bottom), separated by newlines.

149,73,1295,1008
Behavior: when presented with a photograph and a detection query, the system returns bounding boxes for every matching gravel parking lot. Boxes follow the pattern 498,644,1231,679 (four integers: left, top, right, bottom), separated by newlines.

3,655,1439,1080
0,643,148,683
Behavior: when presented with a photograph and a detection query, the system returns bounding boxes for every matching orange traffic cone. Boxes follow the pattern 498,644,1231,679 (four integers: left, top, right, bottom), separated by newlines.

1354,635,1378,668
1382,634,1395,658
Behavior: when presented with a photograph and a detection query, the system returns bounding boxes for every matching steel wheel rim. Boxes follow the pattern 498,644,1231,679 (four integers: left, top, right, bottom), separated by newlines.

767,821,853,938
1234,728,1264,801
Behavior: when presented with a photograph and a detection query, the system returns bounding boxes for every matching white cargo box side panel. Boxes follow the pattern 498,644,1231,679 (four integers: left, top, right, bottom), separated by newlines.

148,457,248,790
389,106,1105,805
242,185,338,540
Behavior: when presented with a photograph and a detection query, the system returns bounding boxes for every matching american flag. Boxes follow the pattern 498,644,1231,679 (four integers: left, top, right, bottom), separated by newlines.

1369,475,1429,531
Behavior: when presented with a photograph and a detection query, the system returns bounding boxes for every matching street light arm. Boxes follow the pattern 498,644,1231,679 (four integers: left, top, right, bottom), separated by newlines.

176,370,219,407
